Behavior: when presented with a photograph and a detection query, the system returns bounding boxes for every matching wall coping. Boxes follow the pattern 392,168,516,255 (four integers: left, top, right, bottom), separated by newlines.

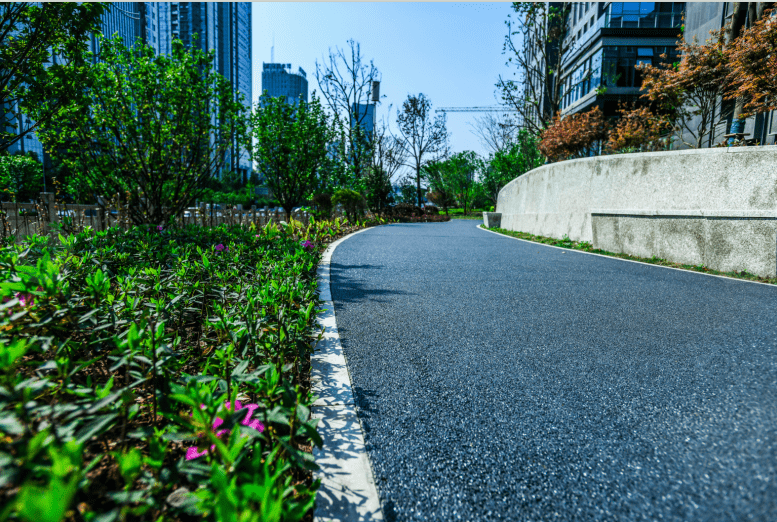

590,209,777,219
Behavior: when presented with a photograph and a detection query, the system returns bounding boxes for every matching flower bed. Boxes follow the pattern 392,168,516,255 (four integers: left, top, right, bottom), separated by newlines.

0,216,383,521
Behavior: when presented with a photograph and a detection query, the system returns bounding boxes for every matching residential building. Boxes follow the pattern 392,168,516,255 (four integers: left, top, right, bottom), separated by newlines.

558,2,686,120
261,63,308,104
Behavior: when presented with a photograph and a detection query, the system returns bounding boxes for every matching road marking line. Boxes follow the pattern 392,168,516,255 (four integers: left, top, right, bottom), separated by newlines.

312,227,384,522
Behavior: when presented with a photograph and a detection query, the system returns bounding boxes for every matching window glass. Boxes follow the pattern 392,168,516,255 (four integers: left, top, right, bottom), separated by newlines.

637,47,654,57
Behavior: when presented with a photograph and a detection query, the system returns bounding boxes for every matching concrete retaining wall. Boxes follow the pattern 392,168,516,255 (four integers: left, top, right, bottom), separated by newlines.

495,146,777,277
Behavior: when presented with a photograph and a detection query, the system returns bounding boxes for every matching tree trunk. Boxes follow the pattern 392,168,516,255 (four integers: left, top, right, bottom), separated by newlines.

283,205,293,223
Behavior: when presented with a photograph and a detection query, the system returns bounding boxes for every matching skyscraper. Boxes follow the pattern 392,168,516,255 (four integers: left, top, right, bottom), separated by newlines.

261,63,308,105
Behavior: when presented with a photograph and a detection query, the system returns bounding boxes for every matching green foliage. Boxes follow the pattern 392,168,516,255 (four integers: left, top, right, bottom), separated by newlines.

1,2,105,153
2,219,389,520
395,177,420,205
0,153,43,202
425,151,483,216
251,93,331,221
482,130,544,205
364,166,394,217
331,188,365,222
28,35,249,225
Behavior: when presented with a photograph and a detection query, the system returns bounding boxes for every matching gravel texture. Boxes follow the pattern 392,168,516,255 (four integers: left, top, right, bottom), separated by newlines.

329,219,777,521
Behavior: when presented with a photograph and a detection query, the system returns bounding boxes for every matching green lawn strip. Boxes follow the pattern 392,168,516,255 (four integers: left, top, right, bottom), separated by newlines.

0,216,384,522
485,226,777,285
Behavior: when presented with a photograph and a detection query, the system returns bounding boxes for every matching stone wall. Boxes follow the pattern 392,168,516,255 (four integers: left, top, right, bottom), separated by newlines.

495,146,777,277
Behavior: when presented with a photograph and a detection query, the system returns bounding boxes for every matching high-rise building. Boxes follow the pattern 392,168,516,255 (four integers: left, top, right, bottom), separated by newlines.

351,103,375,142
556,2,685,120
261,63,308,105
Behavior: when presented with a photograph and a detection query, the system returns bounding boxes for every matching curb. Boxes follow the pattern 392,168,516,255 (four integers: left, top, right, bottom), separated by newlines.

477,225,777,288
311,227,384,522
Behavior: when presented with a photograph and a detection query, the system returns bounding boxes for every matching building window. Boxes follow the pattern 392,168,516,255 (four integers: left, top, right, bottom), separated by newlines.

601,46,677,88
605,2,685,29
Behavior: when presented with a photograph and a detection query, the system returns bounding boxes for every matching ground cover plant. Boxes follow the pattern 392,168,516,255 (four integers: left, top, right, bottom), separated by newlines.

484,226,777,285
0,215,386,521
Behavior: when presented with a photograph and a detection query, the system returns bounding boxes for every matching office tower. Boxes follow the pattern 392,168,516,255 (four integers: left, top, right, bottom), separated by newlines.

261,63,308,105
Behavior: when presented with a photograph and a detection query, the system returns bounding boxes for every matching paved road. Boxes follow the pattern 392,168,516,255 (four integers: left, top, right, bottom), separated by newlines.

329,220,777,521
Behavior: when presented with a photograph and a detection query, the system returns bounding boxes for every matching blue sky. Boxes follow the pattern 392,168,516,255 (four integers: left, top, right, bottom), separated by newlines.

251,2,517,170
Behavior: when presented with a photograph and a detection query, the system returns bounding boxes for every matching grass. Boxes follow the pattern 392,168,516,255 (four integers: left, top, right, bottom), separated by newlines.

484,226,777,285
443,208,488,219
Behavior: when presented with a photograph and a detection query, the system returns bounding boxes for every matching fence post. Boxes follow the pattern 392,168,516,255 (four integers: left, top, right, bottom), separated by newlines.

40,192,57,235
250,205,256,228
200,202,206,227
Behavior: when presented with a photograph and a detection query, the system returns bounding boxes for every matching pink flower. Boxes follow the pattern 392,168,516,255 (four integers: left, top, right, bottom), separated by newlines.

185,400,264,460
301,240,314,250
157,225,163,232
214,243,228,252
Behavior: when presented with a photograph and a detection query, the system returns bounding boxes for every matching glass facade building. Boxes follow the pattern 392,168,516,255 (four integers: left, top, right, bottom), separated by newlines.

556,2,685,119
261,63,308,105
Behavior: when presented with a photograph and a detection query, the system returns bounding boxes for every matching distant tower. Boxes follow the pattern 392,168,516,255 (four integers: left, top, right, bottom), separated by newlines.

262,62,308,105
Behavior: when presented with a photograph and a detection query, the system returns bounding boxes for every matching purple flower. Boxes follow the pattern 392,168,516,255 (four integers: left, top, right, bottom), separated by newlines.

214,243,228,252
185,400,264,460
301,240,314,250
157,225,163,232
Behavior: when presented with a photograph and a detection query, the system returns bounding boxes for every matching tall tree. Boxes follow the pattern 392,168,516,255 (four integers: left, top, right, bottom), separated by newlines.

468,111,520,156
0,2,105,153
29,36,250,225
443,151,483,216
251,93,331,221
365,112,403,216
395,93,449,207
315,40,380,190
497,2,572,136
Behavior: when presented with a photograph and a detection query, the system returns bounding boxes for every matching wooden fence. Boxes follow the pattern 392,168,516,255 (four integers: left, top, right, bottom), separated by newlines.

0,192,334,243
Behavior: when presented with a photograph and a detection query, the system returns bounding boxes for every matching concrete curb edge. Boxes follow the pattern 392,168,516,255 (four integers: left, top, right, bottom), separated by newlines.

311,227,384,522
477,224,777,288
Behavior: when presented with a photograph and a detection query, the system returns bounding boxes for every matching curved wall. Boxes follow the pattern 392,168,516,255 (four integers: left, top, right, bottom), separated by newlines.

496,146,777,277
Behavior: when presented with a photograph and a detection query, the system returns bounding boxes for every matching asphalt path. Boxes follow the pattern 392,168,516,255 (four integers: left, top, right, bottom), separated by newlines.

329,219,777,521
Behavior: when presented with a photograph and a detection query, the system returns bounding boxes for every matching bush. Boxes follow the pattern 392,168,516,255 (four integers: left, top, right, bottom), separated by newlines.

0,154,43,202
311,192,332,219
539,106,608,162
389,202,423,217
331,188,365,221
0,223,332,521
424,204,439,215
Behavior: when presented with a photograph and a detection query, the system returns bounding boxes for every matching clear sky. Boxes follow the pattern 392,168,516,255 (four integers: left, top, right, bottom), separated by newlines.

251,2,517,175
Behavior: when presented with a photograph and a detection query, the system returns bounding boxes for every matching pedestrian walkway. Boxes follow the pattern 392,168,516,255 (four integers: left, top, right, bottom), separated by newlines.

327,219,777,521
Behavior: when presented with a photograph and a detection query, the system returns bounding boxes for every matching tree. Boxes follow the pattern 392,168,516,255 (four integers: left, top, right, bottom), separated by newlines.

497,2,572,136
315,40,380,190
395,176,420,204
251,93,331,222
606,104,672,153
445,151,483,216
365,111,403,216
481,129,543,206
538,106,608,162
637,32,730,148
725,7,777,120
423,160,455,215
468,111,520,156
29,36,249,225
0,2,105,154
723,2,772,140
395,93,449,207
0,153,42,202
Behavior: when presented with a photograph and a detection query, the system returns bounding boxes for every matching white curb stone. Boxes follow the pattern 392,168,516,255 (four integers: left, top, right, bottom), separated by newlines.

312,227,383,522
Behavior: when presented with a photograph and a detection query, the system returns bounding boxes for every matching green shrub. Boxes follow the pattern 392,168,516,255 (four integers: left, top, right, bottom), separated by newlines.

0,153,43,202
331,188,365,221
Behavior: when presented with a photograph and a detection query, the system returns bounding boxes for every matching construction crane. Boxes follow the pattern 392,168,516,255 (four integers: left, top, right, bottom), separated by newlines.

435,106,519,113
